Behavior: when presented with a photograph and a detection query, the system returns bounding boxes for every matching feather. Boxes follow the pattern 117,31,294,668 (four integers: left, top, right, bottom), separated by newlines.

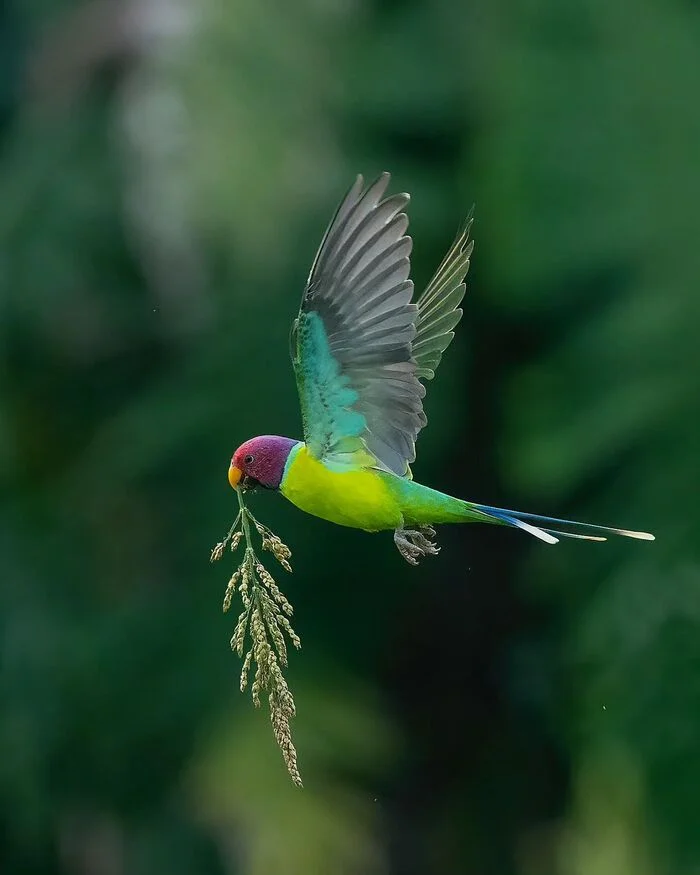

414,210,474,381
291,174,474,477
471,502,655,542
292,173,426,475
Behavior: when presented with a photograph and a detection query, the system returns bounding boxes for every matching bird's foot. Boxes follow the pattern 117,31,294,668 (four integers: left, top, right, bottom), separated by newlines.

393,525,440,566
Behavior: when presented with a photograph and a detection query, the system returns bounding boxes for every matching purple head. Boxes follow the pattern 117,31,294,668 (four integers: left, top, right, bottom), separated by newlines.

229,435,298,491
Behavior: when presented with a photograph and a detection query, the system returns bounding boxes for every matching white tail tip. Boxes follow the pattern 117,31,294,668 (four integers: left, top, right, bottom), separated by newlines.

616,529,655,541
517,519,559,544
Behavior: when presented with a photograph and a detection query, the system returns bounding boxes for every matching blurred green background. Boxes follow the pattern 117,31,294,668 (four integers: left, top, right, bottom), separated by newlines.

1,0,698,873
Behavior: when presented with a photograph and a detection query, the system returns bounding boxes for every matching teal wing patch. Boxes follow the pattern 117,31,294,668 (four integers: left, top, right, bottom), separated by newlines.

291,311,369,465
290,175,473,476
291,173,426,476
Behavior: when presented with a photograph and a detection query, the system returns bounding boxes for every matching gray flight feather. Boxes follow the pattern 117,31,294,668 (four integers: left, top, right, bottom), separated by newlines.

414,209,474,381
291,173,473,477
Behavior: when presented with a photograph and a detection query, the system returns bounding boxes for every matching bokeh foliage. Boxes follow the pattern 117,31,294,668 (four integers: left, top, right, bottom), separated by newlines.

1,0,697,873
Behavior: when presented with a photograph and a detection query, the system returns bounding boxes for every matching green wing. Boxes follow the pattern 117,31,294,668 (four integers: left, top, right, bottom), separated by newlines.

290,174,473,476
414,209,474,381
290,173,426,476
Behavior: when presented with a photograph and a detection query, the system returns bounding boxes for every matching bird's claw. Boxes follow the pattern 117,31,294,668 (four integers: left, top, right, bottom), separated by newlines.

393,526,440,565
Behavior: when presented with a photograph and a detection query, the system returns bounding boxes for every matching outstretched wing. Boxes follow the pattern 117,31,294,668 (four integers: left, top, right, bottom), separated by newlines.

290,173,427,476
413,210,474,381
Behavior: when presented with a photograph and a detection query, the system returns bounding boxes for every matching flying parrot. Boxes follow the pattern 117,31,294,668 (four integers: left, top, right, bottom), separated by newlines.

228,173,654,564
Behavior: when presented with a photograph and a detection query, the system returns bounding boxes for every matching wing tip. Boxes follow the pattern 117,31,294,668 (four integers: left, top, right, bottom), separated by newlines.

349,174,365,197
372,170,412,205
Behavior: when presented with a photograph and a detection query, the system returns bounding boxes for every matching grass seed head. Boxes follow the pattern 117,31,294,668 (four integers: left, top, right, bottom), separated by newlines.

213,489,303,785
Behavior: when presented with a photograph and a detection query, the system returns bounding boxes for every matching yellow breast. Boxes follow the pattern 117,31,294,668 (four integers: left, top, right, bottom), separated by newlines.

280,444,402,532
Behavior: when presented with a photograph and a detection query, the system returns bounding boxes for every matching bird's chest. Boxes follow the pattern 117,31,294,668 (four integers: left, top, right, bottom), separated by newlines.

280,447,401,531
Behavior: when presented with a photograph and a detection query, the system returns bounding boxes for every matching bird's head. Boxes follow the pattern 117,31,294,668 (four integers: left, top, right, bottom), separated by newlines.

229,435,298,491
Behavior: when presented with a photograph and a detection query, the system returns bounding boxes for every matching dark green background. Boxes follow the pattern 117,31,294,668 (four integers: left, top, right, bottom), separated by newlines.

1,1,697,873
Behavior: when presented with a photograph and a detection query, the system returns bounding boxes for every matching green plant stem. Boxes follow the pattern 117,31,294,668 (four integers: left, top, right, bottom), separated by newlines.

235,487,249,533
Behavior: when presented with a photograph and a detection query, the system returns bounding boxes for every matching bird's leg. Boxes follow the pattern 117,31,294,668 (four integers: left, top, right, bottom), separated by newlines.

393,525,440,565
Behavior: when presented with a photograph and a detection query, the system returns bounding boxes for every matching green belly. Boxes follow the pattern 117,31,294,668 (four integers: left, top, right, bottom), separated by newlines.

280,445,403,531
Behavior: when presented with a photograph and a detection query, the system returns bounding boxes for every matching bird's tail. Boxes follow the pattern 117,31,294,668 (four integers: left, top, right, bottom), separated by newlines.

467,502,655,545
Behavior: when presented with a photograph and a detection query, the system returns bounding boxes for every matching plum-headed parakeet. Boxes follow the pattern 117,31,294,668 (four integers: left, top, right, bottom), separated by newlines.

228,173,654,563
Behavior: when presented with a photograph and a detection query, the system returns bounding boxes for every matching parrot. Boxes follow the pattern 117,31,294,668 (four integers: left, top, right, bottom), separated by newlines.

227,173,654,564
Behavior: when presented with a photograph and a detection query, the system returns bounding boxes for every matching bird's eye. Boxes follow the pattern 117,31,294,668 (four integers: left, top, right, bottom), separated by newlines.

244,454,254,465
